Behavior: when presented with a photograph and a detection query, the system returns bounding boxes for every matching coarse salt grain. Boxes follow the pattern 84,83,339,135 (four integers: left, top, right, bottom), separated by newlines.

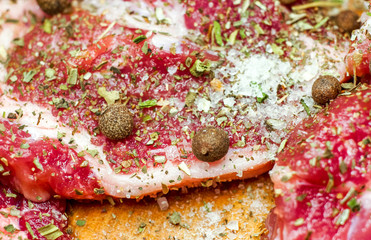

226,220,239,231
157,197,169,211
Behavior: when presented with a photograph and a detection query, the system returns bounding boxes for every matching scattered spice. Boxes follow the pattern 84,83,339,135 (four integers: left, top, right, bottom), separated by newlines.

138,222,146,233
76,219,86,227
168,211,182,225
336,209,350,225
37,224,64,240
4,224,15,233
190,60,211,77
133,35,147,44
138,99,157,108
22,70,37,83
347,198,360,212
213,21,223,46
97,87,120,105
26,222,36,239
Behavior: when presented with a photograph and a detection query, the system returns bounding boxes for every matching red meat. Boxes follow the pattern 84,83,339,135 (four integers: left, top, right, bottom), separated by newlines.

0,183,69,240
0,9,273,202
268,84,371,240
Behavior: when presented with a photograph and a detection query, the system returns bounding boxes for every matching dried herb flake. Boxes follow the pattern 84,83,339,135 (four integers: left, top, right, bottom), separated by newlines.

37,224,63,240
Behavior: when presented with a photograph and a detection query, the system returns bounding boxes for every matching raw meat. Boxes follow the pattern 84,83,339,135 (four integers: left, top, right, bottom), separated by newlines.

268,84,371,240
345,13,371,82
0,8,272,201
0,183,69,240
0,0,351,203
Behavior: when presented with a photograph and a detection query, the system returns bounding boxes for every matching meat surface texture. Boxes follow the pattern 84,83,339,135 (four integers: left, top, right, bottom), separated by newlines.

345,13,371,83
0,183,69,240
0,0,364,239
0,0,351,203
0,7,271,202
268,84,371,240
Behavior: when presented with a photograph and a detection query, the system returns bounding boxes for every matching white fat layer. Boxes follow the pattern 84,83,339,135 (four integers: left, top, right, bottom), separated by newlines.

80,0,188,37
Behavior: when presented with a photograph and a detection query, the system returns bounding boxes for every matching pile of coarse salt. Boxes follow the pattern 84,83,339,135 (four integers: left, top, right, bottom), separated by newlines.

208,34,348,144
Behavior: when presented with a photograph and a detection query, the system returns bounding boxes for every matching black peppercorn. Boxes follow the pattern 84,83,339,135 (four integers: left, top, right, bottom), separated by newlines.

312,75,341,105
336,10,360,33
192,126,229,162
99,104,134,140
36,0,71,15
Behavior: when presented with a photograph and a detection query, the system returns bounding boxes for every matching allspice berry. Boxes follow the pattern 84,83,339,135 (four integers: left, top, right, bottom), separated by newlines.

36,0,71,15
336,10,360,33
99,104,134,140
311,75,341,105
279,0,297,5
192,126,229,162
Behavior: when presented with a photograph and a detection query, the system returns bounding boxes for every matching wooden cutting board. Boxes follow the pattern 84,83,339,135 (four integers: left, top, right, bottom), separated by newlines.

67,174,274,239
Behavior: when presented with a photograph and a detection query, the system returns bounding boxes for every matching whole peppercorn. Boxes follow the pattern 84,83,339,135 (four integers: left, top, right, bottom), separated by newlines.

336,10,360,33
192,126,229,162
36,0,71,15
279,0,297,5
312,75,341,105
99,104,134,140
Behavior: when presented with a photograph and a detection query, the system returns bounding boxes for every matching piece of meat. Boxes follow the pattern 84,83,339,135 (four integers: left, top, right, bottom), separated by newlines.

0,0,352,203
1,0,282,201
268,84,371,240
0,183,69,240
345,13,371,81
0,6,276,202
0,118,101,201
